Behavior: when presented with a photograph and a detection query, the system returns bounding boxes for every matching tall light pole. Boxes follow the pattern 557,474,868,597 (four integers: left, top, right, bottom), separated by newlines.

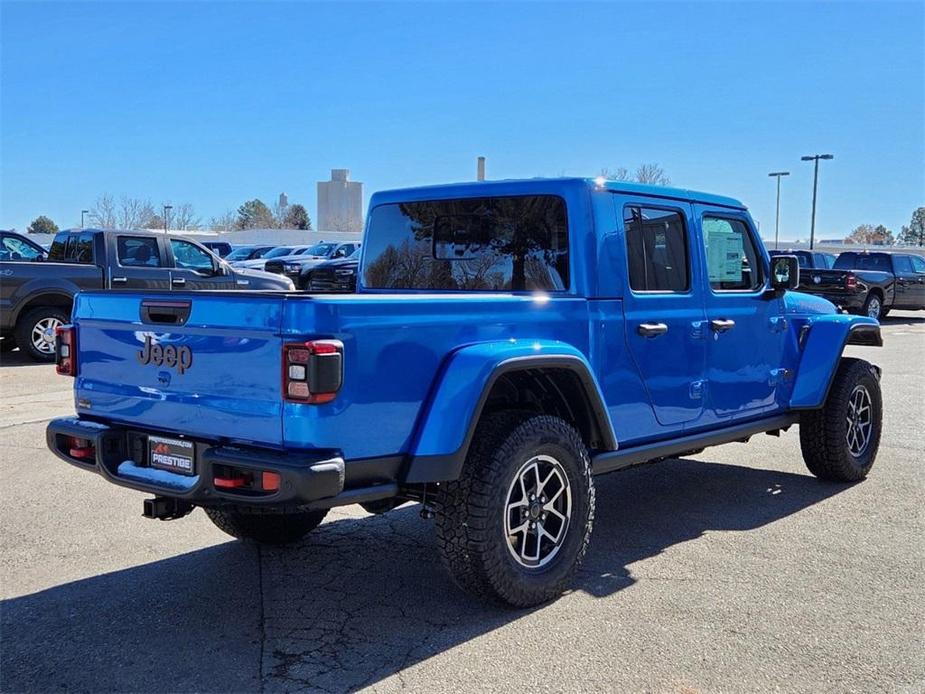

163,204,172,234
80,209,89,229
801,154,833,249
768,171,790,250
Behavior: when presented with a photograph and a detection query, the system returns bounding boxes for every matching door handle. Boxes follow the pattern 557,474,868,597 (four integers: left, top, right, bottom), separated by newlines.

637,322,668,337
710,319,736,333
172,277,186,286
111,276,127,284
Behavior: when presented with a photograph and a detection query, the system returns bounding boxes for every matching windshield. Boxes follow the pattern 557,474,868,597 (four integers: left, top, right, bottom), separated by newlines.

304,243,337,257
226,246,255,260
262,246,295,259
1,234,45,261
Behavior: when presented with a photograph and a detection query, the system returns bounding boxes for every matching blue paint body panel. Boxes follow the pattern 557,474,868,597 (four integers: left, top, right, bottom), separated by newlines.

789,312,879,408
68,178,880,479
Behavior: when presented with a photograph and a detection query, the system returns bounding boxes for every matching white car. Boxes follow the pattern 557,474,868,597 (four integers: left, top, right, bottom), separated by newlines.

231,245,314,271
264,242,360,280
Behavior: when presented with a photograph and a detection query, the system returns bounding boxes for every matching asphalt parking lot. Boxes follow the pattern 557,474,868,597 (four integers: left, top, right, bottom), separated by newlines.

1,312,922,693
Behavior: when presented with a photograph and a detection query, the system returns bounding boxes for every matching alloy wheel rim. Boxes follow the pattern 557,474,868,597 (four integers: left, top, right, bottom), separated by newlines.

504,454,572,568
867,298,880,318
846,384,873,458
31,317,61,354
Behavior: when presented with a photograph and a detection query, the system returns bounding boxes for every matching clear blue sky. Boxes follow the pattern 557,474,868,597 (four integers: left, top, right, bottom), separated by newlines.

2,1,923,241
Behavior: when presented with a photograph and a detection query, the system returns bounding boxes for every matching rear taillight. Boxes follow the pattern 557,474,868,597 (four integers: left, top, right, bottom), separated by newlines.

283,339,344,403
66,436,95,460
845,273,858,290
55,325,76,376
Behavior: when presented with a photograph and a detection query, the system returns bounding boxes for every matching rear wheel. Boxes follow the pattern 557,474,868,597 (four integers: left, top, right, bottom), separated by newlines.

0,336,17,353
800,358,882,482
15,306,69,362
204,507,328,545
435,412,594,607
862,293,883,320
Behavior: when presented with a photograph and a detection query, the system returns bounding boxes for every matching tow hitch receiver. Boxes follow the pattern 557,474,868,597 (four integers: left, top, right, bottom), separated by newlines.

143,496,194,521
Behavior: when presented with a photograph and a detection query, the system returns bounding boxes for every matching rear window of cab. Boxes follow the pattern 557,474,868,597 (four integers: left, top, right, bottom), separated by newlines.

362,195,569,291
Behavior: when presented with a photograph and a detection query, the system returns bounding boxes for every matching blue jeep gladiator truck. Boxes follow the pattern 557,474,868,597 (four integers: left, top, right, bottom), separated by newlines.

47,178,883,607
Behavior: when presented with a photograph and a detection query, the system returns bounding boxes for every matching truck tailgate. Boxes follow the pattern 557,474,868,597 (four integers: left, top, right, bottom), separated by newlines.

73,291,287,446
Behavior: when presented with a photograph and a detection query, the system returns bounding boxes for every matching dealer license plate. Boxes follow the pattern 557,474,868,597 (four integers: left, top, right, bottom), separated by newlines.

149,435,195,475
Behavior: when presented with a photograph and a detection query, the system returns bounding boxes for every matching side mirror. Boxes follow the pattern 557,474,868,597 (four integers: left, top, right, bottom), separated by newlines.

770,255,800,292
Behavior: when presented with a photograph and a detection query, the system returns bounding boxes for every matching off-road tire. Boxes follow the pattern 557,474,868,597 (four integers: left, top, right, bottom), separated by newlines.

861,292,883,320
204,507,328,545
435,412,594,608
15,306,69,363
800,358,882,482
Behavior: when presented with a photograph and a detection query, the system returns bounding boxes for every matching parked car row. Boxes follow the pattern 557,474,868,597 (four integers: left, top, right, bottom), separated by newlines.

0,230,363,361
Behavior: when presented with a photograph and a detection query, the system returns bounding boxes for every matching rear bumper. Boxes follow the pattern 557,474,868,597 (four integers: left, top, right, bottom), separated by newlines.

46,417,398,510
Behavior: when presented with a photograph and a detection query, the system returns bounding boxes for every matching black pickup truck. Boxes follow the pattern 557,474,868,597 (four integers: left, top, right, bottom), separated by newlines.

0,229,293,361
798,251,925,319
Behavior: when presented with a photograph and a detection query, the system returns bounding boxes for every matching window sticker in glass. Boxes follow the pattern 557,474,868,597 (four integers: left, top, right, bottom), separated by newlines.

702,217,763,291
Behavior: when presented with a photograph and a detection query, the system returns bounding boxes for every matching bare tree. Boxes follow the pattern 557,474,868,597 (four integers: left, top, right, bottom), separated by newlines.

171,203,201,231
89,194,117,229
208,210,237,232
634,163,671,186
601,163,671,186
600,167,630,181
117,196,156,230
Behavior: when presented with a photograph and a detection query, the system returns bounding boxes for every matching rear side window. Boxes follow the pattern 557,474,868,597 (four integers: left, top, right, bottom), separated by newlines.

911,256,925,273
118,236,162,267
363,195,569,291
702,217,763,291
623,206,689,292
47,233,94,264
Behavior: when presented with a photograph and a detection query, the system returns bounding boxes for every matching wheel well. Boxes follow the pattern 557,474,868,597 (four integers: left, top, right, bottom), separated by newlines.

16,294,73,326
482,368,610,451
867,287,883,300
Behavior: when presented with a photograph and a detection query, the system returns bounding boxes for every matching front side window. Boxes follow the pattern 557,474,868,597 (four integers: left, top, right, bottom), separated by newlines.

702,217,763,291
363,195,569,291
118,236,162,267
624,206,689,292
170,239,213,271
892,255,914,273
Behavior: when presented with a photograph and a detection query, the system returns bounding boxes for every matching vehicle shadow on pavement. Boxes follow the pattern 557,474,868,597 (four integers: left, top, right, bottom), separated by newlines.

0,350,48,368
1,458,850,693
879,314,925,326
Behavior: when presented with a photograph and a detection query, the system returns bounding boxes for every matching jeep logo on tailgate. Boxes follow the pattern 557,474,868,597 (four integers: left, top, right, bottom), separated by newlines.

137,335,192,375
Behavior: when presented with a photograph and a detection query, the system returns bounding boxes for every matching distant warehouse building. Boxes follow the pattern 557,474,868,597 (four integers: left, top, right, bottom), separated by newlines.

317,169,363,232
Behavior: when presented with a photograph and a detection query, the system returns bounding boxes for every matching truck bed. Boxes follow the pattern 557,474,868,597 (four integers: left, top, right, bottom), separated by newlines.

72,290,592,459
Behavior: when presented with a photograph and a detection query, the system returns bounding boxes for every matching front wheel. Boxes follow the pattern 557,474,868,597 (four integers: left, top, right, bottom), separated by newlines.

800,358,882,482
435,413,594,607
